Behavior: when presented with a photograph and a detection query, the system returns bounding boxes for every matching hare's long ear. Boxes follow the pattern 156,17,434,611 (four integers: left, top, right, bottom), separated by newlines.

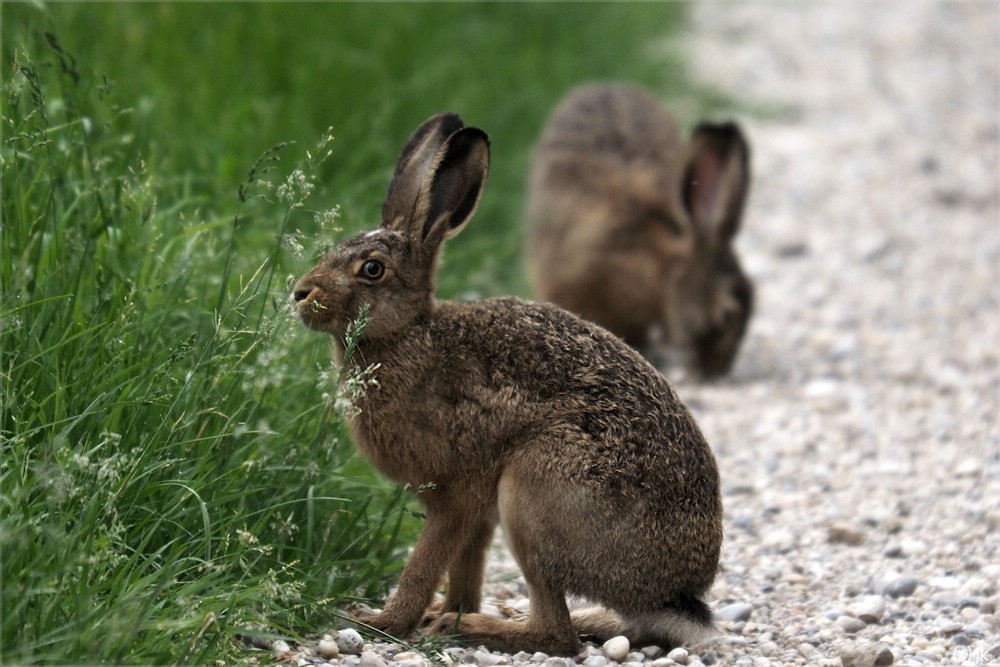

383,114,489,265
681,122,750,243
382,112,467,229
416,126,489,246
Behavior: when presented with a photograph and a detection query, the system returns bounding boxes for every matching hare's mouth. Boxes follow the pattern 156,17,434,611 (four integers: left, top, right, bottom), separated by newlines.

293,289,331,330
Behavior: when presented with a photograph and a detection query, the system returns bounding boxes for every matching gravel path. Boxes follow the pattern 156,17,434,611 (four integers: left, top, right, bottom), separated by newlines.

285,4,999,666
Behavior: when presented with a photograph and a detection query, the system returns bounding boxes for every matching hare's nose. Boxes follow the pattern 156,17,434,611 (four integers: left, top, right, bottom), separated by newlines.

293,287,314,302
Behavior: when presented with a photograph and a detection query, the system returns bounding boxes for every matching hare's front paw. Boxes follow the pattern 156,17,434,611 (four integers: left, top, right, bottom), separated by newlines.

425,611,465,637
356,612,416,639
418,599,447,628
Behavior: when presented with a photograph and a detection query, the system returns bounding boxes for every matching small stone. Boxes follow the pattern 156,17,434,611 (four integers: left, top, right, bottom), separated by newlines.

952,633,973,646
838,641,894,666
667,646,689,664
898,539,928,556
474,650,511,666
602,636,630,663
641,646,665,660
272,640,292,659
837,615,866,633
853,595,887,624
881,542,903,558
530,652,549,662
798,643,817,658
763,528,797,552
966,619,991,636
828,523,866,545
336,629,365,655
757,641,778,657
885,575,919,598
318,637,341,659
582,656,609,667
824,608,847,621
716,602,753,622
393,651,419,662
360,651,389,667
937,621,964,636
954,457,981,477
929,575,961,590
932,592,963,608
511,653,532,663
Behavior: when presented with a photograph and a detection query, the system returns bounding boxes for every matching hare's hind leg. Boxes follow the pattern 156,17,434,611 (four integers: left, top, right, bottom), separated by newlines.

426,463,581,656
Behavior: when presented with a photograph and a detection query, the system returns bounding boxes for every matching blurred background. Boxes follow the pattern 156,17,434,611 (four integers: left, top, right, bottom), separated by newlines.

1,4,727,663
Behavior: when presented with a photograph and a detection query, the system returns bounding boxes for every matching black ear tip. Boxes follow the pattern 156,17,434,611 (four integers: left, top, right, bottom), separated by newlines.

449,126,491,155
429,112,466,138
693,121,748,153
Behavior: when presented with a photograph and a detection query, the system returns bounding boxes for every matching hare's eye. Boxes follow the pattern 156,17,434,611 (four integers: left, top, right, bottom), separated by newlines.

359,259,385,280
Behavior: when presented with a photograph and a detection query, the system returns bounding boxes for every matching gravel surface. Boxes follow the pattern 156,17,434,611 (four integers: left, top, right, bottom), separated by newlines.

285,4,999,666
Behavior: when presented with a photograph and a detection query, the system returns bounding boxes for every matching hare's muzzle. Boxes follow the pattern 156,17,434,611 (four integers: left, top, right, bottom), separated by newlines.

291,281,325,329
293,287,314,303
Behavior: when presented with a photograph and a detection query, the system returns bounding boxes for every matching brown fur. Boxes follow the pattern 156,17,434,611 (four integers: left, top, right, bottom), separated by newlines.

293,113,723,656
526,84,754,378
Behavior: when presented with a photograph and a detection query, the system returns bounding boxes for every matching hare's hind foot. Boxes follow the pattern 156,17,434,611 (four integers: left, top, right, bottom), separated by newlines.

427,612,581,657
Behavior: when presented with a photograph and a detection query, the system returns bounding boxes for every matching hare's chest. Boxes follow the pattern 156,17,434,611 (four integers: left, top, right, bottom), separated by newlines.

348,373,452,487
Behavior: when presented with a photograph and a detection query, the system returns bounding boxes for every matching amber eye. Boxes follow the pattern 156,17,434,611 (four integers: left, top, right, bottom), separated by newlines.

359,259,385,280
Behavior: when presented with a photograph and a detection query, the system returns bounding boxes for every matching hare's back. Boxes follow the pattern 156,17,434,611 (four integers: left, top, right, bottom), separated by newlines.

536,84,682,166
438,298,710,469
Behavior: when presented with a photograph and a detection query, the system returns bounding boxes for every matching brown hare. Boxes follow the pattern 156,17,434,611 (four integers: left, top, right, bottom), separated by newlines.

293,112,722,656
526,84,753,378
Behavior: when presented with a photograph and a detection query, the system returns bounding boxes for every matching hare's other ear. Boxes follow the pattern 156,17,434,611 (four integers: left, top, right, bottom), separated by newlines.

681,122,750,242
383,112,467,229
417,126,490,245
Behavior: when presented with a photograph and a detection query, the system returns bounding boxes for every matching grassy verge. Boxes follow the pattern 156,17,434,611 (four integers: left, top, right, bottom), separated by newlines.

2,3,696,663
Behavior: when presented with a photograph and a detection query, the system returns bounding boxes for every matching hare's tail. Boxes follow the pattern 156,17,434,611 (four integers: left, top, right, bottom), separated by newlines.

571,595,718,648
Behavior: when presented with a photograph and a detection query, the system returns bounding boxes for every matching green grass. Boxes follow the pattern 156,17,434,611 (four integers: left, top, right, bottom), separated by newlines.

2,3,701,663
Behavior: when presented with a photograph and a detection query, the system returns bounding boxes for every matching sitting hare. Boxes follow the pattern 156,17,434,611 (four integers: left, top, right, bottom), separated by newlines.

293,112,722,656
526,84,753,378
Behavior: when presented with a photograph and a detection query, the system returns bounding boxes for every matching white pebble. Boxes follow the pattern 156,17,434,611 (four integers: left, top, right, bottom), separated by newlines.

360,650,388,667
667,646,689,664
602,636,630,662
393,651,419,662
272,640,291,658
474,649,511,666
837,615,866,633
336,628,366,655
317,636,340,659
853,595,887,624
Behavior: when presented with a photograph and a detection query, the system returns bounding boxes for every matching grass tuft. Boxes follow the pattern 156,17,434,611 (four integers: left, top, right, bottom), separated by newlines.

1,36,410,665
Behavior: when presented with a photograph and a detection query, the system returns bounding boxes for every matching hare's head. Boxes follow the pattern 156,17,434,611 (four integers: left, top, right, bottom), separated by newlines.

293,113,489,344
673,122,753,378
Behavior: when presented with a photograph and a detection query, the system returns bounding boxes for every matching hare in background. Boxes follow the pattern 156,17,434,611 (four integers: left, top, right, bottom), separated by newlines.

526,84,753,379
293,113,722,656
